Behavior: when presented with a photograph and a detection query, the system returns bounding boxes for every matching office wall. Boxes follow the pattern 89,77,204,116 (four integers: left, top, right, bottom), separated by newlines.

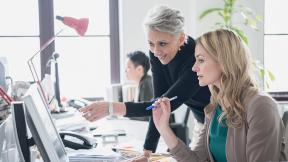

119,0,264,83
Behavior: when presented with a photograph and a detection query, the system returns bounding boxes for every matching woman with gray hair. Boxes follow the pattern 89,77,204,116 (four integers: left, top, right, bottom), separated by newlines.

80,4,210,159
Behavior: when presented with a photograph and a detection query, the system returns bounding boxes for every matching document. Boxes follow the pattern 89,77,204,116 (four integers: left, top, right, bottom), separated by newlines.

68,147,125,162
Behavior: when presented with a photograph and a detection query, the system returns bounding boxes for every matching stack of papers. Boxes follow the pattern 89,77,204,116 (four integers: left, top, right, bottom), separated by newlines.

69,155,118,162
55,111,89,132
68,147,125,162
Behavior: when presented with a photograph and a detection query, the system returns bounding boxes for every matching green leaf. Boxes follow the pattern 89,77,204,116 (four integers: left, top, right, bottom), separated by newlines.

246,18,259,30
255,15,263,22
259,69,265,78
268,70,276,81
199,8,223,20
231,27,248,44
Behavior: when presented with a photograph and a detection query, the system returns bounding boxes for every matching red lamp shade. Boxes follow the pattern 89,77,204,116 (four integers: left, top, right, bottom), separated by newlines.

56,15,89,36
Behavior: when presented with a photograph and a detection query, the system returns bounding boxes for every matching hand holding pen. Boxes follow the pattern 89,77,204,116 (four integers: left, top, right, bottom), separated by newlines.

146,96,177,110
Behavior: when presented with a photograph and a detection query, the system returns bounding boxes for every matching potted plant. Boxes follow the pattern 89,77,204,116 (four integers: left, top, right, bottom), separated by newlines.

199,0,275,89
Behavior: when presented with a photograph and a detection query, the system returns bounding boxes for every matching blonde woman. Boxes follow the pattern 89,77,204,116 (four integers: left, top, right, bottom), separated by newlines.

152,29,286,162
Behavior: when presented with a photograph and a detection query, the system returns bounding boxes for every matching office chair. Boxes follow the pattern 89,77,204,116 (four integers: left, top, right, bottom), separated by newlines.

281,111,288,160
170,107,190,145
283,111,288,128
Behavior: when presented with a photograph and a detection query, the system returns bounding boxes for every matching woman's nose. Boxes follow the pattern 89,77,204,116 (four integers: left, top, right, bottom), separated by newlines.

153,46,162,56
192,64,198,72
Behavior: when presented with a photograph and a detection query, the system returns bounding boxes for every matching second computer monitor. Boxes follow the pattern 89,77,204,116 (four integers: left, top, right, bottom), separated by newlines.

23,83,68,162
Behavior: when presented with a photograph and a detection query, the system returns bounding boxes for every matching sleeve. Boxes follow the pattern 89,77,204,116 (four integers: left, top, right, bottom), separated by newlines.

143,117,160,152
124,101,152,117
169,118,210,162
246,95,284,162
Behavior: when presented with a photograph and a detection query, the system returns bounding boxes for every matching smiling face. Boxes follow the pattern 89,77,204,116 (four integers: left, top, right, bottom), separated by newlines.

147,30,184,65
192,44,222,87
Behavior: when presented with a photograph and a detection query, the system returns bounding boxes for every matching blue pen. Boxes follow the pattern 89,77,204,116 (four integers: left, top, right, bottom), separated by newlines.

146,96,178,110
150,97,159,102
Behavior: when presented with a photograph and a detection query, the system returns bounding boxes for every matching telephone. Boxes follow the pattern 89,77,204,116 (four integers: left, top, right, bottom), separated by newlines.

67,98,90,109
59,131,97,150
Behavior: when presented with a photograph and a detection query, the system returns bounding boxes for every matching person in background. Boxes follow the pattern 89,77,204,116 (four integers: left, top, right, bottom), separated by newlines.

151,29,287,162
80,5,211,158
125,50,153,103
125,50,153,121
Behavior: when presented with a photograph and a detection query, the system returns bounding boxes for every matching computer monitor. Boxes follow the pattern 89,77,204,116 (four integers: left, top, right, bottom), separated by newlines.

11,101,31,162
22,83,68,162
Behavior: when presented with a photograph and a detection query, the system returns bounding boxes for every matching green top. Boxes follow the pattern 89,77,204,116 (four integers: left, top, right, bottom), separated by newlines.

209,105,228,162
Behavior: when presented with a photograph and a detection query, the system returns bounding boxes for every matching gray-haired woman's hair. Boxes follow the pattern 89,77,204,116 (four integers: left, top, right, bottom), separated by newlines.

143,5,185,35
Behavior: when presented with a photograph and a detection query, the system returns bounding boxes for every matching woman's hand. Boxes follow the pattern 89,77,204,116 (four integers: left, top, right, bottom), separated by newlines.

129,155,148,162
143,149,152,158
152,97,179,150
79,101,110,122
152,97,171,133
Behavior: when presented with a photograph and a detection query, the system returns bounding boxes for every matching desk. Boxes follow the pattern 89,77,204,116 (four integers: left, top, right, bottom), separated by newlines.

55,114,175,161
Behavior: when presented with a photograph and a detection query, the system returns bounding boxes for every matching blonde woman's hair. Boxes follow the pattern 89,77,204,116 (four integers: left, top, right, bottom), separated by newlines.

197,29,259,128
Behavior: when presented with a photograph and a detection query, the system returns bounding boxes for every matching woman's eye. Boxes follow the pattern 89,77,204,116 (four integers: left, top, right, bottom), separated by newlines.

198,59,204,63
159,42,167,46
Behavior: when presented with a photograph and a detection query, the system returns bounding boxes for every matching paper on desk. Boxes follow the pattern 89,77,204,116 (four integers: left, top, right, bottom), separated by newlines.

69,147,119,156
68,147,122,161
55,111,89,132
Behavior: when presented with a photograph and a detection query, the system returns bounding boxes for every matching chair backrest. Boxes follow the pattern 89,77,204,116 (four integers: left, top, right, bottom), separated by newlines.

283,111,288,128
281,111,288,160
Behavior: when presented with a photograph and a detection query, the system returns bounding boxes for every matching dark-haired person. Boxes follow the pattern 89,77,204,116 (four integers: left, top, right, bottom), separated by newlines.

125,51,153,103
125,51,153,121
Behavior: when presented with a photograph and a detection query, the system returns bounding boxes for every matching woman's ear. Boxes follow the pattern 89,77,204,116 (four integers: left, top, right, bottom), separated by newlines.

178,33,186,46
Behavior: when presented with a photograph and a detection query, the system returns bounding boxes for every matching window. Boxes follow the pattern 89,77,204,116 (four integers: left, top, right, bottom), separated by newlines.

0,0,40,81
0,0,119,99
264,0,288,92
53,0,111,98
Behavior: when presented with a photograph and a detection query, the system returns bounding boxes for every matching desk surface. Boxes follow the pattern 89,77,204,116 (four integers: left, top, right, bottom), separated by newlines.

90,117,169,153
55,114,175,161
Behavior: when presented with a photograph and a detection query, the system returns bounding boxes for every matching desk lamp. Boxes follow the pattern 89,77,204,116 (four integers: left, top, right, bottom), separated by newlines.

56,16,89,37
28,16,89,108
54,15,89,108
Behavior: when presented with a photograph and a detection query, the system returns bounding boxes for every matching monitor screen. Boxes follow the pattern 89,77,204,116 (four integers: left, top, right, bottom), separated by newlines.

23,83,68,162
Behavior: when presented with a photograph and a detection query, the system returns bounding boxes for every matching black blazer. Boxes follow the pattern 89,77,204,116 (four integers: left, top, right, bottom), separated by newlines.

124,36,211,152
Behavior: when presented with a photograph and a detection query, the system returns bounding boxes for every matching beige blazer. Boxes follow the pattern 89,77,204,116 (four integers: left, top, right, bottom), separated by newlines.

170,92,287,162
